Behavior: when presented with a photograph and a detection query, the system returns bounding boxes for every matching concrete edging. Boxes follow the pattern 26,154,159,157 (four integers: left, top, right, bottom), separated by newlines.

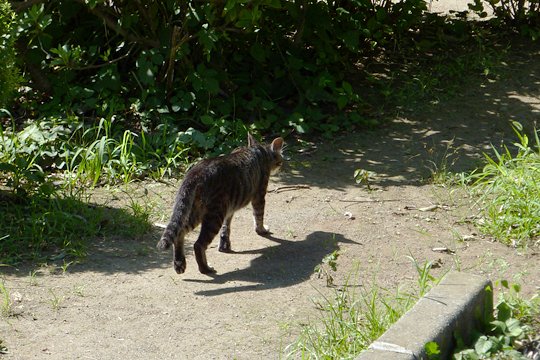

356,271,493,360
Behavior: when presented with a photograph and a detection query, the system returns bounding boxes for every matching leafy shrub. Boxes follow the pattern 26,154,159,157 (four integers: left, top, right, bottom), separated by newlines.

468,0,540,39
0,0,20,106
0,112,196,191
11,0,428,143
0,110,55,197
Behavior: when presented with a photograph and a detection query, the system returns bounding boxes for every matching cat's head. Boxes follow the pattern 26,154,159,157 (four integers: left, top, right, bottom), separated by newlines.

247,133,284,172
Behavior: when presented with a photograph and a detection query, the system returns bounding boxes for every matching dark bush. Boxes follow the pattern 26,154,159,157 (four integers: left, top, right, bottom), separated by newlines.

0,0,20,107
10,0,428,140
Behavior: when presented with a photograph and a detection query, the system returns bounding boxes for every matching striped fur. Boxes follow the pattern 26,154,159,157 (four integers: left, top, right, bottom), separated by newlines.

157,133,284,275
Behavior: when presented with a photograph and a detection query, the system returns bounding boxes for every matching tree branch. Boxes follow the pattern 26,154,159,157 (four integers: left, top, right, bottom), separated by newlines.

83,3,161,48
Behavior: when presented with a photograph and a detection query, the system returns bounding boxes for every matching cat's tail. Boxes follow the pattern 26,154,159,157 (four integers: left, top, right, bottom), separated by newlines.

156,183,196,251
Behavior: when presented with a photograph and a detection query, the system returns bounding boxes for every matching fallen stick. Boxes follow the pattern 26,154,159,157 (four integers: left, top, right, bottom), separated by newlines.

269,185,311,193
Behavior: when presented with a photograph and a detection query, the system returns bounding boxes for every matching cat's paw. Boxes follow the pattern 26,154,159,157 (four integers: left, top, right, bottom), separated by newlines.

218,235,232,253
255,225,271,235
218,242,232,253
199,265,217,275
174,258,186,274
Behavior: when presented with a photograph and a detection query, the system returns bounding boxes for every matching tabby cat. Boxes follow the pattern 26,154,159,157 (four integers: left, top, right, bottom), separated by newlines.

157,133,284,275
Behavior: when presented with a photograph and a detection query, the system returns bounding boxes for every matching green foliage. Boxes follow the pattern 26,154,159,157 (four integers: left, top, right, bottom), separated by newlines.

354,168,376,190
287,257,439,359
425,341,441,359
0,0,20,107
468,0,540,39
10,0,430,142
453,280,539,359
314,250,340,287
0,279,11,317
464,122,540,247
0,111,195,192
2,0,522,190
0,190,152,265
0,110,56,197
0,111,154,264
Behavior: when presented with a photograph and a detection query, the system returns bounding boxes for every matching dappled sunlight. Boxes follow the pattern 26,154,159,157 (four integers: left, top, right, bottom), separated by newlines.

276,41,540,190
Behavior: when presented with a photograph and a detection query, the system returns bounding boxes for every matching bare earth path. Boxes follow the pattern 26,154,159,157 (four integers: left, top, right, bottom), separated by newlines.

2,39,540,360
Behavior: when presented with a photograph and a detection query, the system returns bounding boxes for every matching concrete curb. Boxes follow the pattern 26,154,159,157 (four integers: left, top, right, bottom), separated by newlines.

356,271,493,360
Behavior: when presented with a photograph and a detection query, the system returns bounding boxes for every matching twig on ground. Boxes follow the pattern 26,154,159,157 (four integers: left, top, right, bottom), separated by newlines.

269,185,311,193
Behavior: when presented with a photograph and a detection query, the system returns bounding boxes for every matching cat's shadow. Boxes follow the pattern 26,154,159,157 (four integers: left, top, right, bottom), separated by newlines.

184,231,358,296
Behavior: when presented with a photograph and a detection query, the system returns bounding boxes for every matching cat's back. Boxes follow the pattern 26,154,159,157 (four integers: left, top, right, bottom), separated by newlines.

181,146,264,193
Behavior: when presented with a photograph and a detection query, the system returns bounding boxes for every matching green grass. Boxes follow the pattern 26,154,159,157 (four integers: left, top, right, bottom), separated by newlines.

464,122,540,247
0,190,152,265
285,258,441,359
0,111,158,265
0,279,11,317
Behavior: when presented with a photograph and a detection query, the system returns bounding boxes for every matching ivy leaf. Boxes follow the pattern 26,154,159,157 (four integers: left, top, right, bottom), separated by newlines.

200,115,214,126
341,30,359,51
506,318,523,337
496,301,512,322
337,95,348,110
474,336,493,355
342,81,353,95
250,43,266,63
424,341,440,357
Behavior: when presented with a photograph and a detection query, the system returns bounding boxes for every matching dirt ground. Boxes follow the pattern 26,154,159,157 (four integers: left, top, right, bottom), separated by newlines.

2,16,540,360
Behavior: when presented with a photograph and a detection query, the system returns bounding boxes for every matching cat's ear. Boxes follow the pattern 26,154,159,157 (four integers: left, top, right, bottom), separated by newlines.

271,137,284,152
247,132,258,147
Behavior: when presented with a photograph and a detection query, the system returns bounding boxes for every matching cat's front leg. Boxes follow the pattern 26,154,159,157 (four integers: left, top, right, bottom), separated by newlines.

252,196,270,235
218,215,233,253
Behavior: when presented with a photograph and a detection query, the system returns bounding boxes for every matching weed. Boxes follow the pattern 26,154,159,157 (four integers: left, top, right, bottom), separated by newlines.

73,285,86,297
60,260,74,274
453,280,540,359
314,250,340,287
28,270,38,286
48,289,64,311
286,259,439,359
0,280,11,317
0,188,152,264
464,121,540,247
407,254,442,297
425,139,462,186
353,168,376,191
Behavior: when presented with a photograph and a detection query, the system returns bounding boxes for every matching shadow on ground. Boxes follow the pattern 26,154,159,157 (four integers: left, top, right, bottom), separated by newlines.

0,225,169,277
185,231,359,296
280,43,540,190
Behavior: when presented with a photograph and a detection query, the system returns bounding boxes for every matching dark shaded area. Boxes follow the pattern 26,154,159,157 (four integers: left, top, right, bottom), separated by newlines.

186,231,358,296
2,40,539,281
0,194,165,275
65,227,170,274
278,41,540,190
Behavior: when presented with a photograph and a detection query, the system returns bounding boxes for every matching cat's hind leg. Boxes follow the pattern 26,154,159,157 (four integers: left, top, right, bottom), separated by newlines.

218,214,233,253
194,211,224,274
173,231,187,274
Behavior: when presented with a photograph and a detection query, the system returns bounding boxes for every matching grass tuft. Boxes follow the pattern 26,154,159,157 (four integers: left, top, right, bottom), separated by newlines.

464,121,540,247
286,258,440,359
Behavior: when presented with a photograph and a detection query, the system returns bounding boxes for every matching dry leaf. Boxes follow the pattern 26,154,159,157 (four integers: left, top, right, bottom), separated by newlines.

419,205,439,212
432,247,455,254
